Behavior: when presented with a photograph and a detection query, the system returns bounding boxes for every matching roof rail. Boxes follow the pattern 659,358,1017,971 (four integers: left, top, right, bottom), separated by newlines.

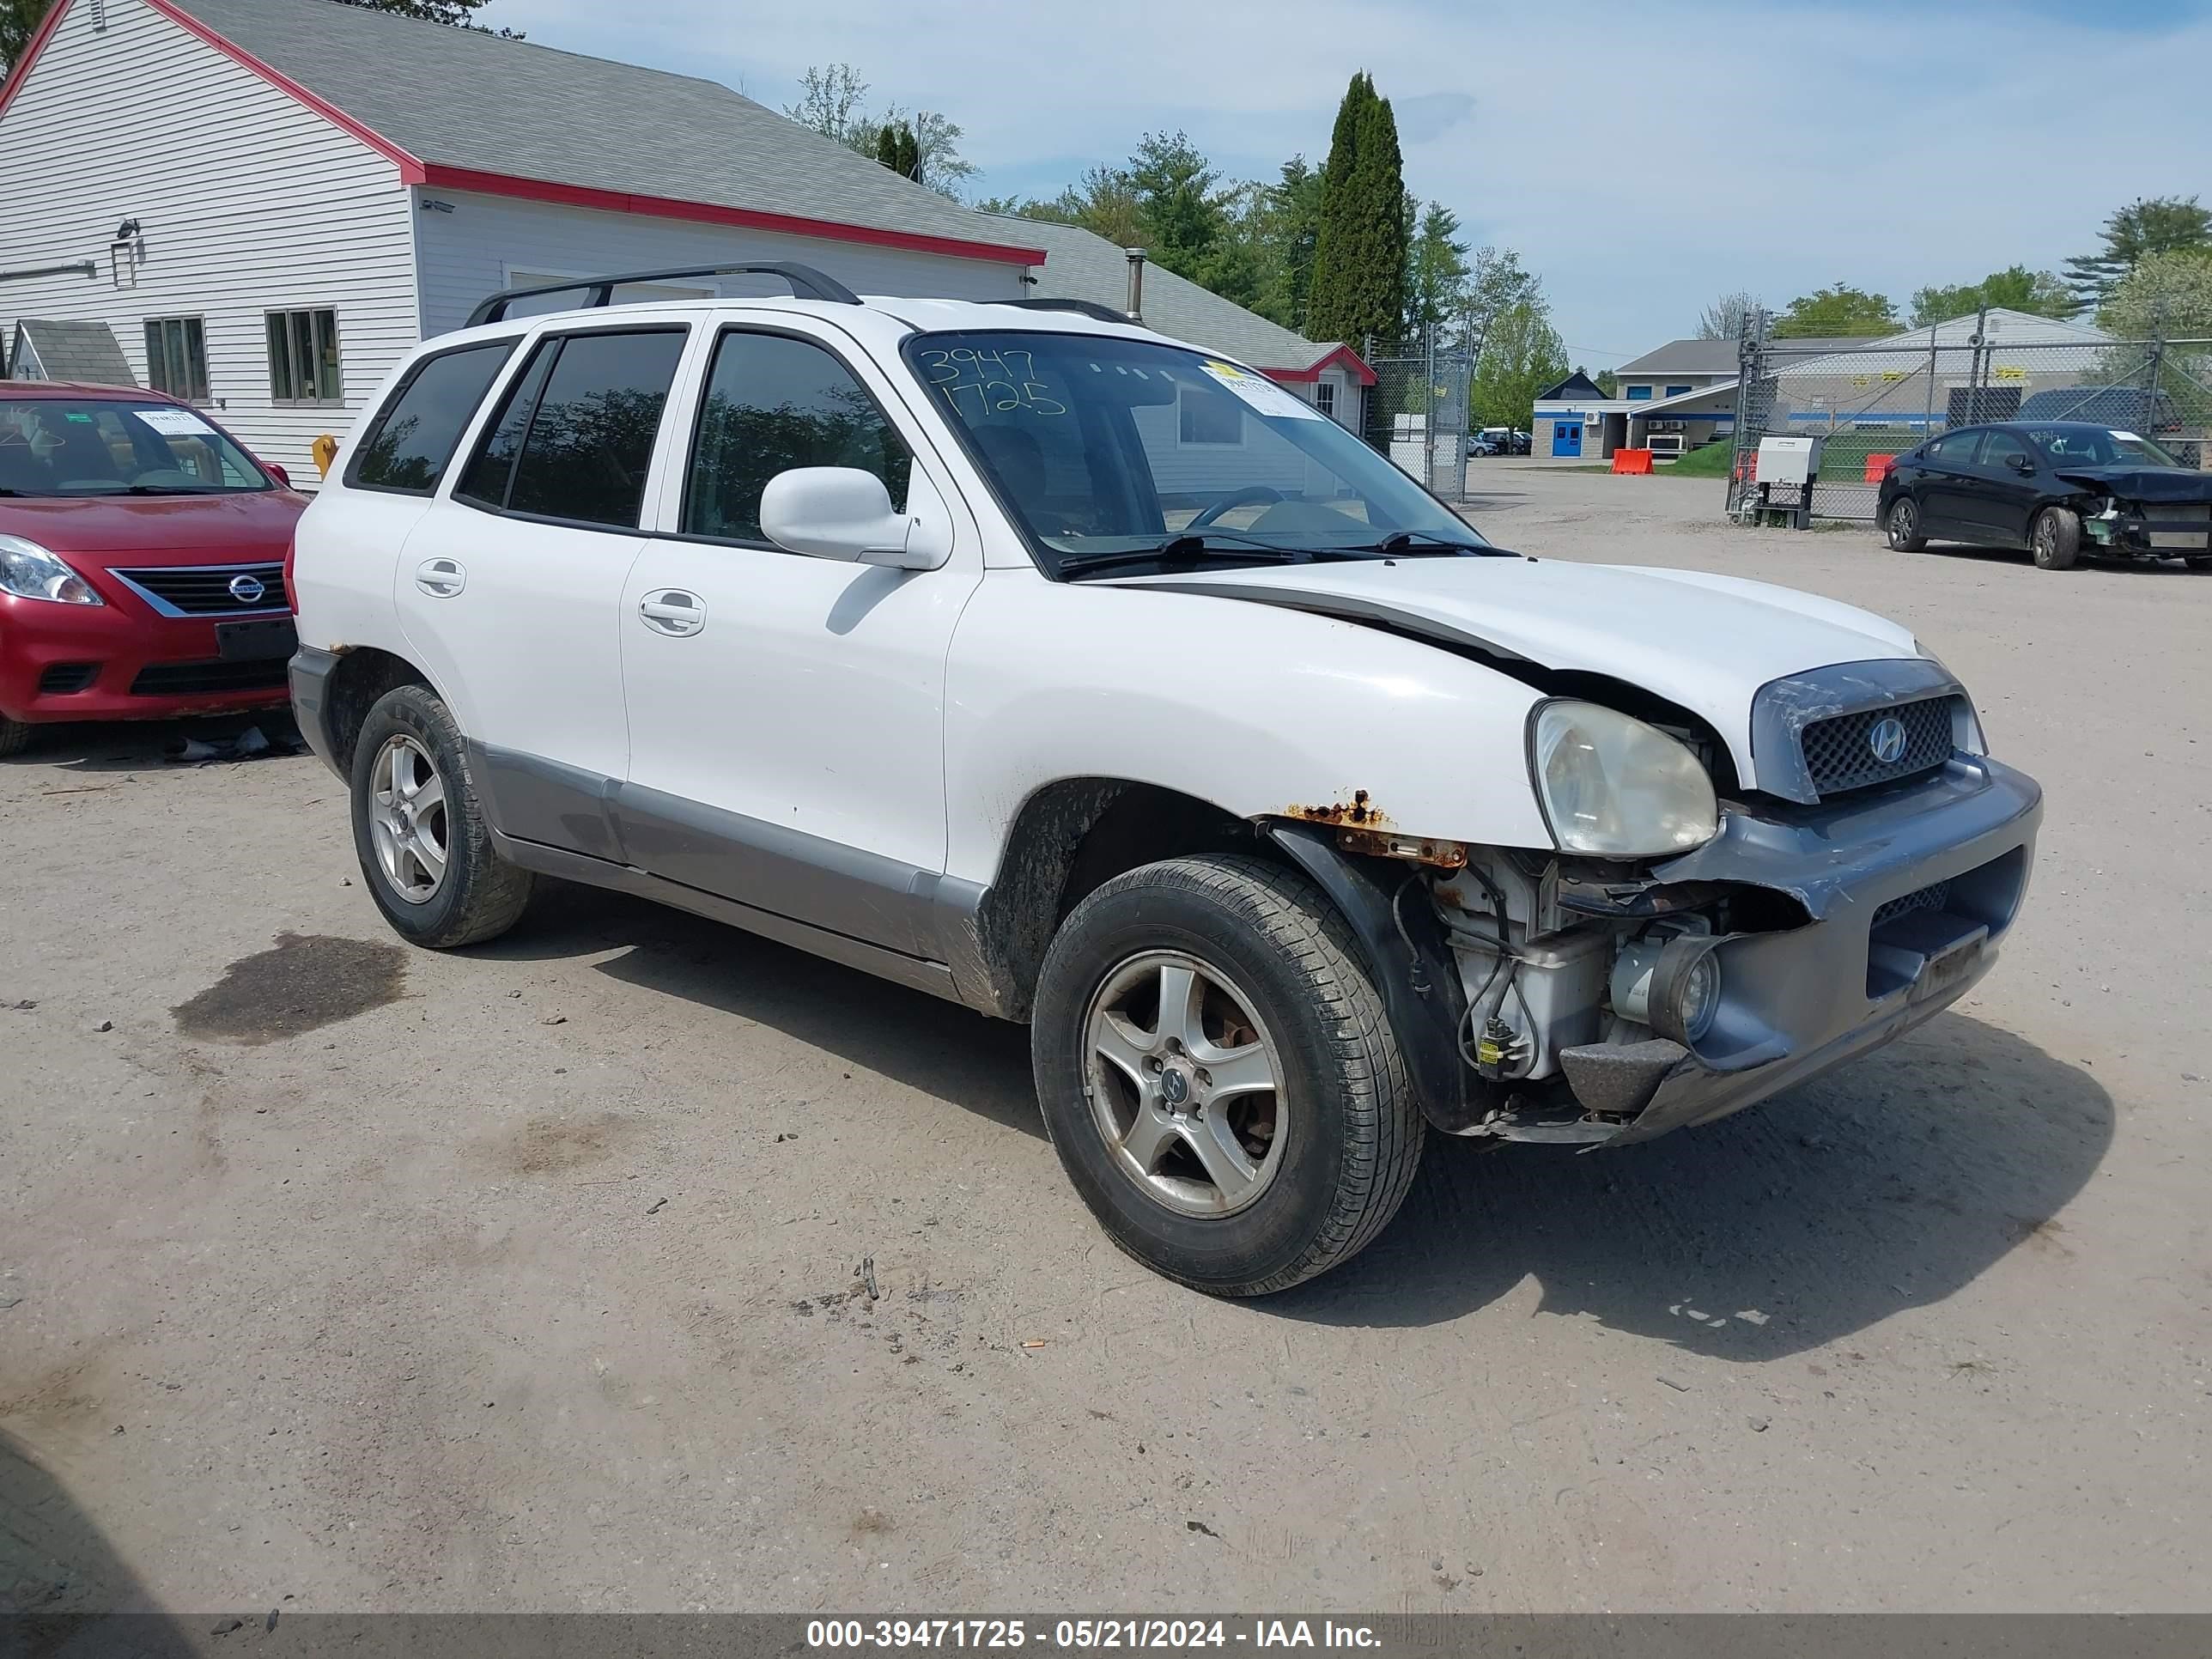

997,297,1137,327
465,262,862,328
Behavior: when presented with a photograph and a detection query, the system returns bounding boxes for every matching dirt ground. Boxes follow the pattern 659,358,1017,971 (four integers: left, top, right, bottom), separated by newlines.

3,466,2208,1616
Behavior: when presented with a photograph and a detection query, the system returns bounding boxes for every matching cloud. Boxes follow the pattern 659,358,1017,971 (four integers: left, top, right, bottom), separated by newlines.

495,0,2212,359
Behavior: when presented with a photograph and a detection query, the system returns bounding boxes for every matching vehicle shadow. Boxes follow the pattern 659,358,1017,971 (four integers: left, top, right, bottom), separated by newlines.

1266,1012,2112,1357
1,1430,191,1650
475,884,2111,1357
0,711,305,775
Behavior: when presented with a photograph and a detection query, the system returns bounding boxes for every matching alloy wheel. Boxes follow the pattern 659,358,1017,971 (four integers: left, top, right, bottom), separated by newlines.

1082,950,1287,1218
1888,499,1917,548
368,733,449,904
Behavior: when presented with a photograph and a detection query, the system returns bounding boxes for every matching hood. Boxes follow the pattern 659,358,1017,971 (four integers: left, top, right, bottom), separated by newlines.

0,490,305,558
2051,465,2212,503
1108,556,1921,788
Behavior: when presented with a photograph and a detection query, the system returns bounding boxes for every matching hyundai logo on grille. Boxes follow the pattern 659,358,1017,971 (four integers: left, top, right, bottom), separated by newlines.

228,573,267,605
1868,715,1909,765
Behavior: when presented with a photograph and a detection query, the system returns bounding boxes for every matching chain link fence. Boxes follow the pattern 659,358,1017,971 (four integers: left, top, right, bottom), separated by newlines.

1363,331,1474,501
1725,312,2212,522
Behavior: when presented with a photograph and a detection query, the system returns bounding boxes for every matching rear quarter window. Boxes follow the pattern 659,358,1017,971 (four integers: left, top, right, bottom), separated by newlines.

348,342,517,495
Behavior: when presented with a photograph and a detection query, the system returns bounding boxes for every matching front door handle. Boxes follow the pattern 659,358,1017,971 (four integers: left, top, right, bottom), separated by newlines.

639,589,706,637
414,557,465,598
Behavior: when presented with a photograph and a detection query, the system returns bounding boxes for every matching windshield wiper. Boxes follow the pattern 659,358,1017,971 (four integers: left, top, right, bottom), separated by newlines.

120,484,224,495
1057,533,1303,579
1346,530,1511,556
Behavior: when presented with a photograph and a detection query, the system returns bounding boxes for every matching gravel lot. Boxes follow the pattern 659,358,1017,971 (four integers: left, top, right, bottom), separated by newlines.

4,466,2208,1615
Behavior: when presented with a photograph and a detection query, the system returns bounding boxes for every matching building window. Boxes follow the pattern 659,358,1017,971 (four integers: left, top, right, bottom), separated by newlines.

1180,385,1243,446
143,317,209,403
1625,384,1653,401
1664,384,1692,398
1313,380,1337,422
266,308,343,404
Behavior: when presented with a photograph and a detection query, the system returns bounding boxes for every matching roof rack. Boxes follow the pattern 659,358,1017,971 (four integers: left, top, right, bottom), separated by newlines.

997,297,1137,327
465,262,861,328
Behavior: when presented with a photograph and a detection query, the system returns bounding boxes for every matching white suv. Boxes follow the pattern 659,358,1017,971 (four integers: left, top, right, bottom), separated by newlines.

290,264,2043,1296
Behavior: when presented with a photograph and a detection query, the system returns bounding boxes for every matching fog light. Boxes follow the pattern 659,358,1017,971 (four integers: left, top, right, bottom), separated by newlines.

1610,934,1722,1045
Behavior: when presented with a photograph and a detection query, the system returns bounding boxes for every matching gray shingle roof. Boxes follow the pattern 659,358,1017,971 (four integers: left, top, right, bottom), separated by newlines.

9,319,135,384
164,0,1045,262
997,215,1350,375
1615,336,1877,376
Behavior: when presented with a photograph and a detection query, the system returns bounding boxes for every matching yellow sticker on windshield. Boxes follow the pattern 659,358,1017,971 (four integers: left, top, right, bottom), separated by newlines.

1199,360,1323,422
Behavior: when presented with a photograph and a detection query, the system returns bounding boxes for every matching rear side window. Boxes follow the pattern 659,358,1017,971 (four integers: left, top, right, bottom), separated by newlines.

454,327,686,528
682,330,911,544
1924,430,1978,465
349,343,514,494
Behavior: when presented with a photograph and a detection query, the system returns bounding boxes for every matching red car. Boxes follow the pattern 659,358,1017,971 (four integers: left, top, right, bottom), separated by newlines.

0,382,307,755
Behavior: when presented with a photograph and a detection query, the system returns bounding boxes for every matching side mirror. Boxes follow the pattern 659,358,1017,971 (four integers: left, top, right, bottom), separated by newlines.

2005,452,2033,472
264,461,292,488
759,466,950,571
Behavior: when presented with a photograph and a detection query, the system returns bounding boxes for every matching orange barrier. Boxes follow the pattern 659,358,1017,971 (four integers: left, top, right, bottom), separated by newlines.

1612,447,1655,475
1863,453,1895,484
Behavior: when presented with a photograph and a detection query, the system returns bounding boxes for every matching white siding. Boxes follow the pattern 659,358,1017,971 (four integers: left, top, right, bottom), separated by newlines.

0,0,418,482
411,190,1028,338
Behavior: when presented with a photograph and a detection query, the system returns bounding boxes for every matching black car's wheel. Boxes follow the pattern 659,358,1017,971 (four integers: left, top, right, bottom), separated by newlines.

2030,506,2081,571
349,684,533,948
1031,854,1424,1297
1885,495,1927,551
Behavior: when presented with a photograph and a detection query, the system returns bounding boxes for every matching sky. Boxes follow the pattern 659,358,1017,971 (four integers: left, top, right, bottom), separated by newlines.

494,0,2212,366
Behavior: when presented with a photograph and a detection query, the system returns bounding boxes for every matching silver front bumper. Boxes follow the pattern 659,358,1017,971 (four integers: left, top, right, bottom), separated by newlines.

1565,754,2043,1143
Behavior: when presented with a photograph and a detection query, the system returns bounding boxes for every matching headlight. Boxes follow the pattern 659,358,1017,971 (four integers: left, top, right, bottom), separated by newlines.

0,535,103,605
1528,699,1717,857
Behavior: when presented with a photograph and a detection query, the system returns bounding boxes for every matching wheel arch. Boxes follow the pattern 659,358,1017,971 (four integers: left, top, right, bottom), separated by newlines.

320,646,440,775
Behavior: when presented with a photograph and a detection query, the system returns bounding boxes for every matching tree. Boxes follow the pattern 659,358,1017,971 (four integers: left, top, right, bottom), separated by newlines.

331,0,521,34
2,0,51,77
1695,290,1760,340
1126,131,1229,279
1774,283,1897,338
787,64,976,198
1595,369,1620,398
1910,265,2072,326
1261,157,1324,331
1406,201,1471,335
1307,72,1408,348
784,63,870,144
1458,246,1538,356
1472,300,1568,429
2098,249,2212,340
2065,196,2212,313
874,122,920,182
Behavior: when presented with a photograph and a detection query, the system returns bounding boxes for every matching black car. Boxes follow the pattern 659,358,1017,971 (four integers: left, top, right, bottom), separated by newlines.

1879,420,2212,570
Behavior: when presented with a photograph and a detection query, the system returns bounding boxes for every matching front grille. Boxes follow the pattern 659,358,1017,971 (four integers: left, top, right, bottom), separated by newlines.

2139,503,2210,550
130,658,289,696
112,562,288,615
37,662,98,694
1801,695,1959,799
1872,879,1952,932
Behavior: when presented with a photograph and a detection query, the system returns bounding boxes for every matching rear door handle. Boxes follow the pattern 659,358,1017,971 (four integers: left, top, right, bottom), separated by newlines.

414,557,465,598
639,589,706,637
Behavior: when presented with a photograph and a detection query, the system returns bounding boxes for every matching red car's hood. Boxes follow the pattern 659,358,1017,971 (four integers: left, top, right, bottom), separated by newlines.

0,490,305,560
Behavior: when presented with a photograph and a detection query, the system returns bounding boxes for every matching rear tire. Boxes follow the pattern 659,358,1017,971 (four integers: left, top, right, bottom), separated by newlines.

349,684,532,949
1031,854,1424,1297
0,716,31,759
1885,495,1927,551
2030,506,2081,570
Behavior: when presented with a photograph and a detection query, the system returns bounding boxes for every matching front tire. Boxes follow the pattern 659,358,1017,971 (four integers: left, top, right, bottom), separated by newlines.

349,684,532,948
0,716,31,759
1885,495,1927,551
2031,506,2081,570
1031,854,1424,1297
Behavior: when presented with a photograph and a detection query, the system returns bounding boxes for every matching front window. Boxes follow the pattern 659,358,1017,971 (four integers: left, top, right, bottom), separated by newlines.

0,398,271,495
2023,426,2179,468
905,331,1486,577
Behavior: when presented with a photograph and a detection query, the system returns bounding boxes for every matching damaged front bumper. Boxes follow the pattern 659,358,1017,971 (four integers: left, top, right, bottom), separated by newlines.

1558,754,2042,1144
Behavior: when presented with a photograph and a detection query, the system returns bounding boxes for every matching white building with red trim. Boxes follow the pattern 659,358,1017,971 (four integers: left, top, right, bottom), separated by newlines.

0,0,1052,479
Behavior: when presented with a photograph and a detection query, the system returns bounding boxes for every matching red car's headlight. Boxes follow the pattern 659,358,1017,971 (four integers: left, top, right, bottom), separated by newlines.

0,535,104,605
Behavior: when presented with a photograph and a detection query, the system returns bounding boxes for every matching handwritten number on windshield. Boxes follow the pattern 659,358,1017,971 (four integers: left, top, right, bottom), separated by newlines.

919,347,1066,418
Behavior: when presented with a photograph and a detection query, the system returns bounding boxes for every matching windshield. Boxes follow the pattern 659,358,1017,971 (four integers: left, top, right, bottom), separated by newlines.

0,398,271,495
903,331,1489,576
2023,426,2180,468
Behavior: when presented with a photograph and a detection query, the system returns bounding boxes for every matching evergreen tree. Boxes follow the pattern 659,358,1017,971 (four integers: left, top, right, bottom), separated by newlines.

1310,72,1413,348
2064,197,2212,313
1407,201,1470,334
1127,131,1229,279
1,0,52,76
1261,157,1324,331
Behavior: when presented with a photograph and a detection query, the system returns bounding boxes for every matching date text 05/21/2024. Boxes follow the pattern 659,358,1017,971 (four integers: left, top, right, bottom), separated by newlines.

805,1619,1382,1650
